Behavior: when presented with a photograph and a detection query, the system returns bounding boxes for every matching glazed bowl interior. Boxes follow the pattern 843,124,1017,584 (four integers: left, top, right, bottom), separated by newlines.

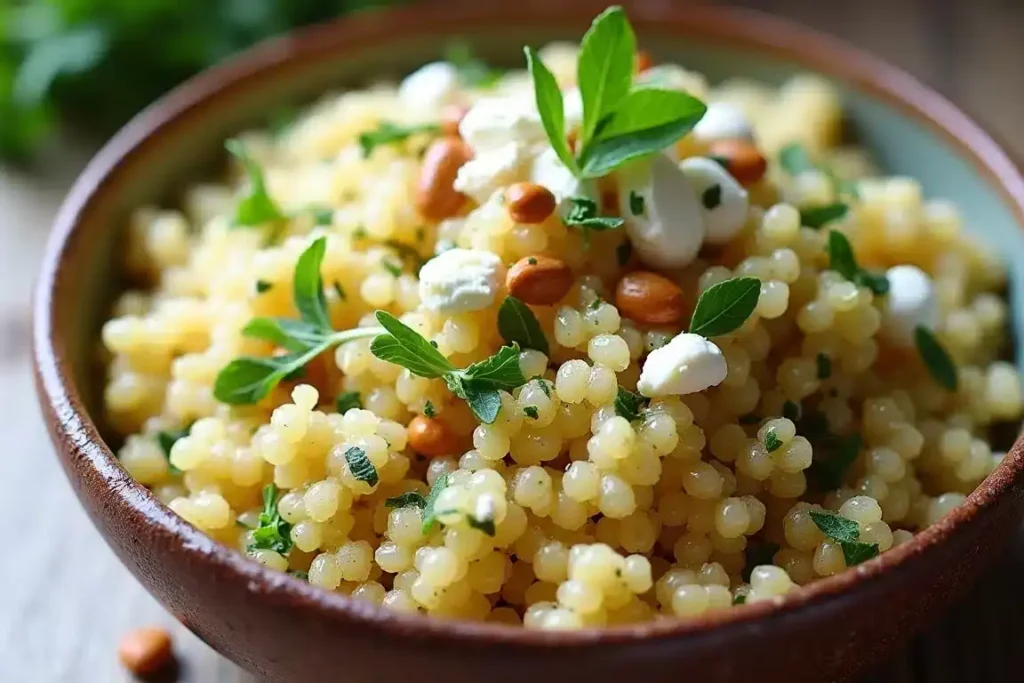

36,2,1024,678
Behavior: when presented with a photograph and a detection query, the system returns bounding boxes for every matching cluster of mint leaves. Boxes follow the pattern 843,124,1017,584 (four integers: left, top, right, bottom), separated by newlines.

524,6,707,181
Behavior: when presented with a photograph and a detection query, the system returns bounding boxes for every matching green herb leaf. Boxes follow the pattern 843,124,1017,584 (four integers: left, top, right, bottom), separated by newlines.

742,540,780,582
523,406,540,419
358,121,439,158
808,510,860,543
827,231,889,296
370,311,456,378
616,240,633,266
344,446,379,486
424,400,437,418
461,344,528,391
156,425,190,475
214,353,313,405
462,386,503,424
467,515,497,536
292,237,332,333
524,46,577,174
386,491,427,509
733,594,748,605
816,353,832,380
249,483,292,555
498,296,549,354
445,42,503,88
578,88,707,178
335,391,362,414
225,139,286,227
778,142,815,175
689,277,761,337
764,429,782,453
614,387,649,421
576,6,636,146
841,541,880,566
800,203,848,229
311,206,334,226
242,318,323,352
702,184,722,210
564,196,625,235
381,258,403,277
255,280,273,294
629,191,645,216
422,473,451,533
914,326,958,391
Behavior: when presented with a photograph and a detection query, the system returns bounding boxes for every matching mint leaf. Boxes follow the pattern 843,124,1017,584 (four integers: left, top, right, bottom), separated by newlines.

576,5,636,146
249,483,292,554
358,122,439,158
841,541,880,566
827,231,889,295
800,203,848,229
370,310,456,378
225,139,285,227
214,353,314,405
344,446,379,486
385,491,427,509
614,387,649,421
564,196,624,236
524,46,577,174
292,237,332,333
689,277,761,337
467,514,497,536
702,184,722,210
255,280,273,294
335,391,362,414
422,473,451,533
463,387,503,424
498,296,549,355
460,345,527,390
629,191,645,216
241,318,321,353
915,326,958,391
808,510,860,543
764,429,782,453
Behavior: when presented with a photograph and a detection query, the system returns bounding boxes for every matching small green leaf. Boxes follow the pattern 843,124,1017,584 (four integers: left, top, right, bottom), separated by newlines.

460,344,527,391
524,46,577,174
249,483,292,554
564,196,625,234
422,473,451,533
764,429,782,453
816,353,832,380
424,400,437,418
841,541,880,566
335,391,362,414
778,142,815,175
579,113,706,178
827,231,889,296
576,5,636,146
242,318,323,353
214,354,309,405
616,240,633,266
498,296,549,354
808,510,860,543
370,310,456,378
462,386,503,424
523,406,540,419
614,387,649,421
344,446,379,486
629,191,645,216
293,238,332,333
800,203,848,229
689,277,761,337
702,184,722,210
358,121,439,158
225,139,285,227
255,280,273,294
915,326,958,391
385,491,427,509
733,594,747,605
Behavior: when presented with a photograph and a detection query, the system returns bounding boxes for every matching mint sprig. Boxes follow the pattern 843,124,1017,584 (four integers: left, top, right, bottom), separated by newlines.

524,6,706,181
370,311,527,423
689,277,761,337
248,483,293,555
213,238,383,405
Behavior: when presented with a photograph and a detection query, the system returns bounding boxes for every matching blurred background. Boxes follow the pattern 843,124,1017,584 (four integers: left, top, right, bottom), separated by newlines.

2,0,1023,681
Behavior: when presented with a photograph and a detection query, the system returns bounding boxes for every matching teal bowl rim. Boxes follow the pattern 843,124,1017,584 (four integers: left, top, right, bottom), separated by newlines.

32,0,1024,649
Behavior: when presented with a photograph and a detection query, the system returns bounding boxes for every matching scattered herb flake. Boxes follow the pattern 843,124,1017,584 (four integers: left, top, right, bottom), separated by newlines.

523,406,540,419
421,473,451,533
445,41,504,89
344,446,379,486
764,429,782,453
467,515,497,536
248,483,292,555
778,142,815,176
385,491,427,509
614,387,649,422
255,280,273,294
381,258,403,277
335,391,362,414
733,594,747,605
564,196,625,240
629,191,646,216
424,400,437,418
816,353,832,380
311,206,334,226
701,184,722,210
527,257,538,265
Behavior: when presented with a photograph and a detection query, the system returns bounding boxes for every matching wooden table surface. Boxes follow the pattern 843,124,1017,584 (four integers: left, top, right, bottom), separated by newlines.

3,1,1023,681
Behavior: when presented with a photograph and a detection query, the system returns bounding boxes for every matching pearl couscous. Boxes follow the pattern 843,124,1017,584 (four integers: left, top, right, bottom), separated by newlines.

103,6,1022,630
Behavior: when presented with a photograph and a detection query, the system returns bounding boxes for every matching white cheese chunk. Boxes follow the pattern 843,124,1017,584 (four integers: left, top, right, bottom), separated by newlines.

693,101,755,143
418,248,505,313
458,96,547,153
398,62,461,111
454,141,532,203
881,265,938,347
638,333,728,397
618,154,705,269
679,156,750,245
529,146,590,214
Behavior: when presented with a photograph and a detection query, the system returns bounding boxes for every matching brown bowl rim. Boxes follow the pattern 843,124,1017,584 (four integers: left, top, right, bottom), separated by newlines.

32,0,1024,648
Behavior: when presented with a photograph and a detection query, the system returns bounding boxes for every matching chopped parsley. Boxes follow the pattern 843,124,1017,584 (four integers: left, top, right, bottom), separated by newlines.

764,429,782,453
614,387,649,422
255,279,273,294
809,510,880,566
523,406,540,419
629,191,646,216
248,483,293,555
424,400,438,418
344,446,379,486
701,184,722,210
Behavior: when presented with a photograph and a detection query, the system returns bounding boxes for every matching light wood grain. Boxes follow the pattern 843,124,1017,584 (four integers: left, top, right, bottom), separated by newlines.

2,1,1023,681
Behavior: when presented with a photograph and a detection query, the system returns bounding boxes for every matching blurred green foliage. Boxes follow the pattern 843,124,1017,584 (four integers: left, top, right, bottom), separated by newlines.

0,0,404,161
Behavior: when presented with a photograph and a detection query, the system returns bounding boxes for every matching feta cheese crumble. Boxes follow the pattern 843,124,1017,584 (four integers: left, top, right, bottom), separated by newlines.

418,248,505,313
637,333,728,397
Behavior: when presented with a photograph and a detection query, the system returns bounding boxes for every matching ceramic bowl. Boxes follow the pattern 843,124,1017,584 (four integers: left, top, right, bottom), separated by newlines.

32,1,1024,682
